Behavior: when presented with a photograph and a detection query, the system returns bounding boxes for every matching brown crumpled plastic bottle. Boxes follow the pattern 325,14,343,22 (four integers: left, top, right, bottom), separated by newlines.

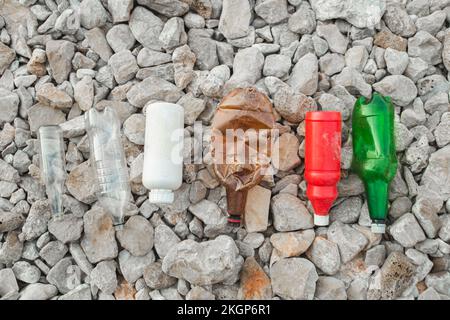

211,87,275,224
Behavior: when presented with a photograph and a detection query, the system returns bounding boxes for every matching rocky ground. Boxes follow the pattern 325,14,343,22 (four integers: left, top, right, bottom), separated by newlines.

0,0,450,300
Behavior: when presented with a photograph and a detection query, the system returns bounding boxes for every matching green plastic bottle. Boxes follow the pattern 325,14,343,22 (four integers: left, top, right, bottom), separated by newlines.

351,93,398,234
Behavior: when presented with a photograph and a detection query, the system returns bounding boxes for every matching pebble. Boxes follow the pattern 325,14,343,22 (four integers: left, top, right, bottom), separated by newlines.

162,235,243,285
80,207,118,264
237,257,272,300
118,249,155,284
306,236,341,275
143,261,177,289
315,276,347,300
19,283,57,300
270,230,315,258
117,216,154,257
327,221,368,264
271,193,314,232
90,260,117,294
389,213,427,248
270,258,318,300
126,76,183,108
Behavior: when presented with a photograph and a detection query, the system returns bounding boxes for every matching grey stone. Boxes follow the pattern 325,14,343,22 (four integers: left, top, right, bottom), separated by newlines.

79,0,108,29
327,221,368,263
59,284,92,300
19,200,51,241
415,10,446,35
0,88,19,123
270,257,318,300
107,0,133,23
117,215,154,256
330,197,362,224
0,268,18,297
263,54,291,78
137,48,171,68
90,260,117,294
345,46,368,72
219,0,251,39
200,65,230,98
127,76,183,108
271,193,314,232
270,230,314,258
108,50,138,85
39,240,68,266
66,161,97,204
0,42,15,75
384,48,409,75
143,261,177,289
177,93,206,125
255,0,289,25
408,31,442,65
12,261,40,284
435,113,450,148
0,231,22,265
123,114,145,145
389,196,412,219
118,249,155,284
0,211,24,233
129,6,164,51
46,40,75,84
74,76,94,112
334,67,372,98
425,272,450,296
154,224,181,258
288,53,318,95
225,47,264,92
187,29,218,71
19,283,58,300
172,44,196,89
315,276,347,300
389,213,426,248
46,258,81,294
418,287,442,300
383,4,416,37
365,245,386,267
162,235,243,285
288,3,316,34
69,243,93,276
136,0,189,17
85,28,113,62
316,24,349,54
373,75,417,107
310,0,385,28
80,207,118,264
187,286,216,300
404,57,428,82
106,24,135,53
306,236,341,275
412,196,442,238
439,215,450,242
159,17,187,51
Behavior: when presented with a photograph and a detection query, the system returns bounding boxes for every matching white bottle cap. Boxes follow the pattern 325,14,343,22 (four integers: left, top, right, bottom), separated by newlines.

149,189,174,204
314,214,329,226
371,223,386,234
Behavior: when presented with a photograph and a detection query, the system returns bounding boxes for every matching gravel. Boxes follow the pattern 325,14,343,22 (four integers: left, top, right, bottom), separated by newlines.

0,0,449,301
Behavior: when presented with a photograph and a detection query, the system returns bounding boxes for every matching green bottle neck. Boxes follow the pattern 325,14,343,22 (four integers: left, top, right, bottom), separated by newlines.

365,179,389,223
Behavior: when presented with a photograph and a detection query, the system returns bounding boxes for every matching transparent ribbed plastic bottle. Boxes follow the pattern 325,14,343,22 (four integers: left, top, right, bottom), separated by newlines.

85,107,131,229
38,125,66,217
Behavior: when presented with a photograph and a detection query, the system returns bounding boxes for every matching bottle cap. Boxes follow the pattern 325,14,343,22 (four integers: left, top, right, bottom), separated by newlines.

371,223,386,234
314,214,329,226
149,189,174,204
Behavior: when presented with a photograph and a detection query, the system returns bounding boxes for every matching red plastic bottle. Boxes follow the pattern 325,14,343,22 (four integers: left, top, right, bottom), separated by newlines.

304,111,342,226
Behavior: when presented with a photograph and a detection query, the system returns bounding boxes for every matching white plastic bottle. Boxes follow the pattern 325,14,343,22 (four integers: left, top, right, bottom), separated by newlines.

143,102,184,204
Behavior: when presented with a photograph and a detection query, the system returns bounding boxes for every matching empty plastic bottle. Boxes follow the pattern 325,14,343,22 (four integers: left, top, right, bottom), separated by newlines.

85,107,131,229
305,111,342,226
38,125,66,217
211,87,275,224
352,93,398,234
142,102,184,204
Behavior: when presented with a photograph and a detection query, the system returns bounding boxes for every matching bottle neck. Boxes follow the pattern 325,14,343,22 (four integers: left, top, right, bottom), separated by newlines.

225,186,248,224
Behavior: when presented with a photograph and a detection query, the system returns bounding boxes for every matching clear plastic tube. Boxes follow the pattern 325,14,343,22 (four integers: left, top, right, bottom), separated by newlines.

85,107,131,228
38,125,66,217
